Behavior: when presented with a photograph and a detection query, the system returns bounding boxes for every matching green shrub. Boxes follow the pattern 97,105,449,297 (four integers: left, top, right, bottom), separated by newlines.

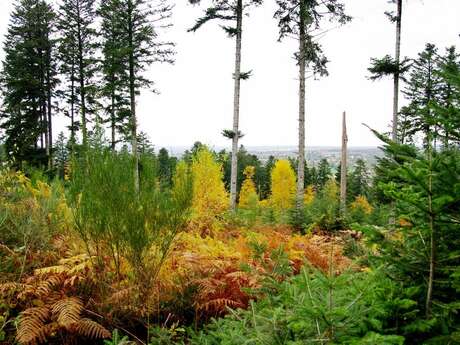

189,267,404,345
289,179,343,232
69,148,192,301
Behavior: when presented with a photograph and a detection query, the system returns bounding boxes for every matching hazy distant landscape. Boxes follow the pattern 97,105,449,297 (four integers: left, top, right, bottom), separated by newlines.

168,145,382,166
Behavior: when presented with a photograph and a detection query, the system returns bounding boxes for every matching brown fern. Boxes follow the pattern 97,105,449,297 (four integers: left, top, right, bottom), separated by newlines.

52,297,83,328
16,307,51,344
71,318,111,339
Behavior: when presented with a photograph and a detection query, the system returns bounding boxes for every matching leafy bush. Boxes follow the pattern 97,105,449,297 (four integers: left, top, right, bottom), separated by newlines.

347,195,373,224
289,179,343,232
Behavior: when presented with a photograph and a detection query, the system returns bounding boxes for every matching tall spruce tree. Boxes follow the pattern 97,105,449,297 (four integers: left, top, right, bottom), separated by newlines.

57,0,98,148
403,43,441,148
348,159,370,200
0,0,56,167
316,158,331,190
368,0,410,142
188,0,262,210
54,131,69,178
98,0,131,150
435,46,460,147
274,0,350,209
367,130,460,342
118,0,175,191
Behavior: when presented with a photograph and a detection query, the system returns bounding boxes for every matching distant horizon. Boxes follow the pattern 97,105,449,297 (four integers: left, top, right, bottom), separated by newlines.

155,144,382,151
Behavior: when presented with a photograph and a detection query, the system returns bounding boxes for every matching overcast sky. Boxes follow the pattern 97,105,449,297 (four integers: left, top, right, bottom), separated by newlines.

0,0,459,149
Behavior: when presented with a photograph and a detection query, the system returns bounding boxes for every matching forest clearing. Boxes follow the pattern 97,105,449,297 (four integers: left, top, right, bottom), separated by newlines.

0,0,459,344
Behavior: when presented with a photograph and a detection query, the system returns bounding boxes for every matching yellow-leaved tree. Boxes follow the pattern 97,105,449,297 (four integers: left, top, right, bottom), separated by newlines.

350,195,373,215
304,185,315,205
270,160,296,210
191,148,228,233
239,166,259,209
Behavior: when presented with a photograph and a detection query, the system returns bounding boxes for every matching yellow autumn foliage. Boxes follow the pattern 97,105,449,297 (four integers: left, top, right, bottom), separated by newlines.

0,169,73,253
239,166,259,209
190,148,228,233
172,161,192,207
350,195,373,215
269,160,296,210
304,185,315,205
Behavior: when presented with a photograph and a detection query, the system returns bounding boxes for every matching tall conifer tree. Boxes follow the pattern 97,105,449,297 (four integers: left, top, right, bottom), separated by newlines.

368,0,411,142
188,0,263,210
98,0,131,150
0,0,56,167
403,43,441,148
57,0,98,148
118,0,175,191
274,0,350,208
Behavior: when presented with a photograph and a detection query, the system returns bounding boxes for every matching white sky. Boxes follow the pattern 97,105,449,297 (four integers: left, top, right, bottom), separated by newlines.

0,0,459,148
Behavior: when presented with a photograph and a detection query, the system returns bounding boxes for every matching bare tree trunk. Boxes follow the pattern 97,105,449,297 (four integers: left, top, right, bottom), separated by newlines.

296,2,306,209
46,49,53,169
426,140,435,318
43,104,49,154
39,111,44,149
340,112,348,215
47,82,52,169
42,78,49,160
77,1,88,147
128,0,139,193
389,0,403,228
392,0,402,142
111,88,116,151
70,63,76,148
230,0,243,210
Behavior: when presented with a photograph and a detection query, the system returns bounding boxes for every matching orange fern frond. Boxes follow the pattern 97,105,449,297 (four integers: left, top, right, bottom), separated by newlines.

16,306,51,344
108,287,133,304
198,298,244,312
51,296,83,328
34,265,67,275
35,275,65,297
0,282,28,294
71,318,111,339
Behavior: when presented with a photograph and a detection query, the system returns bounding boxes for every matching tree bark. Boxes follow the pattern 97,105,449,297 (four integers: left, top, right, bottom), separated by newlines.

46,36,53,169
41,68,49,159
392,0,402,142
230,0,243,210
340,111,348,215
70,62,76,148
111,87,116,151
76,0,88,147
425,139,435,318
47,68,53,169
127,0,139,192
296,1,306,209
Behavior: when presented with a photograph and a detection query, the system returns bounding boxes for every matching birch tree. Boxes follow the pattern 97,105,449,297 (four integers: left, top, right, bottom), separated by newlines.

274,0,350,208
188,0,262,210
